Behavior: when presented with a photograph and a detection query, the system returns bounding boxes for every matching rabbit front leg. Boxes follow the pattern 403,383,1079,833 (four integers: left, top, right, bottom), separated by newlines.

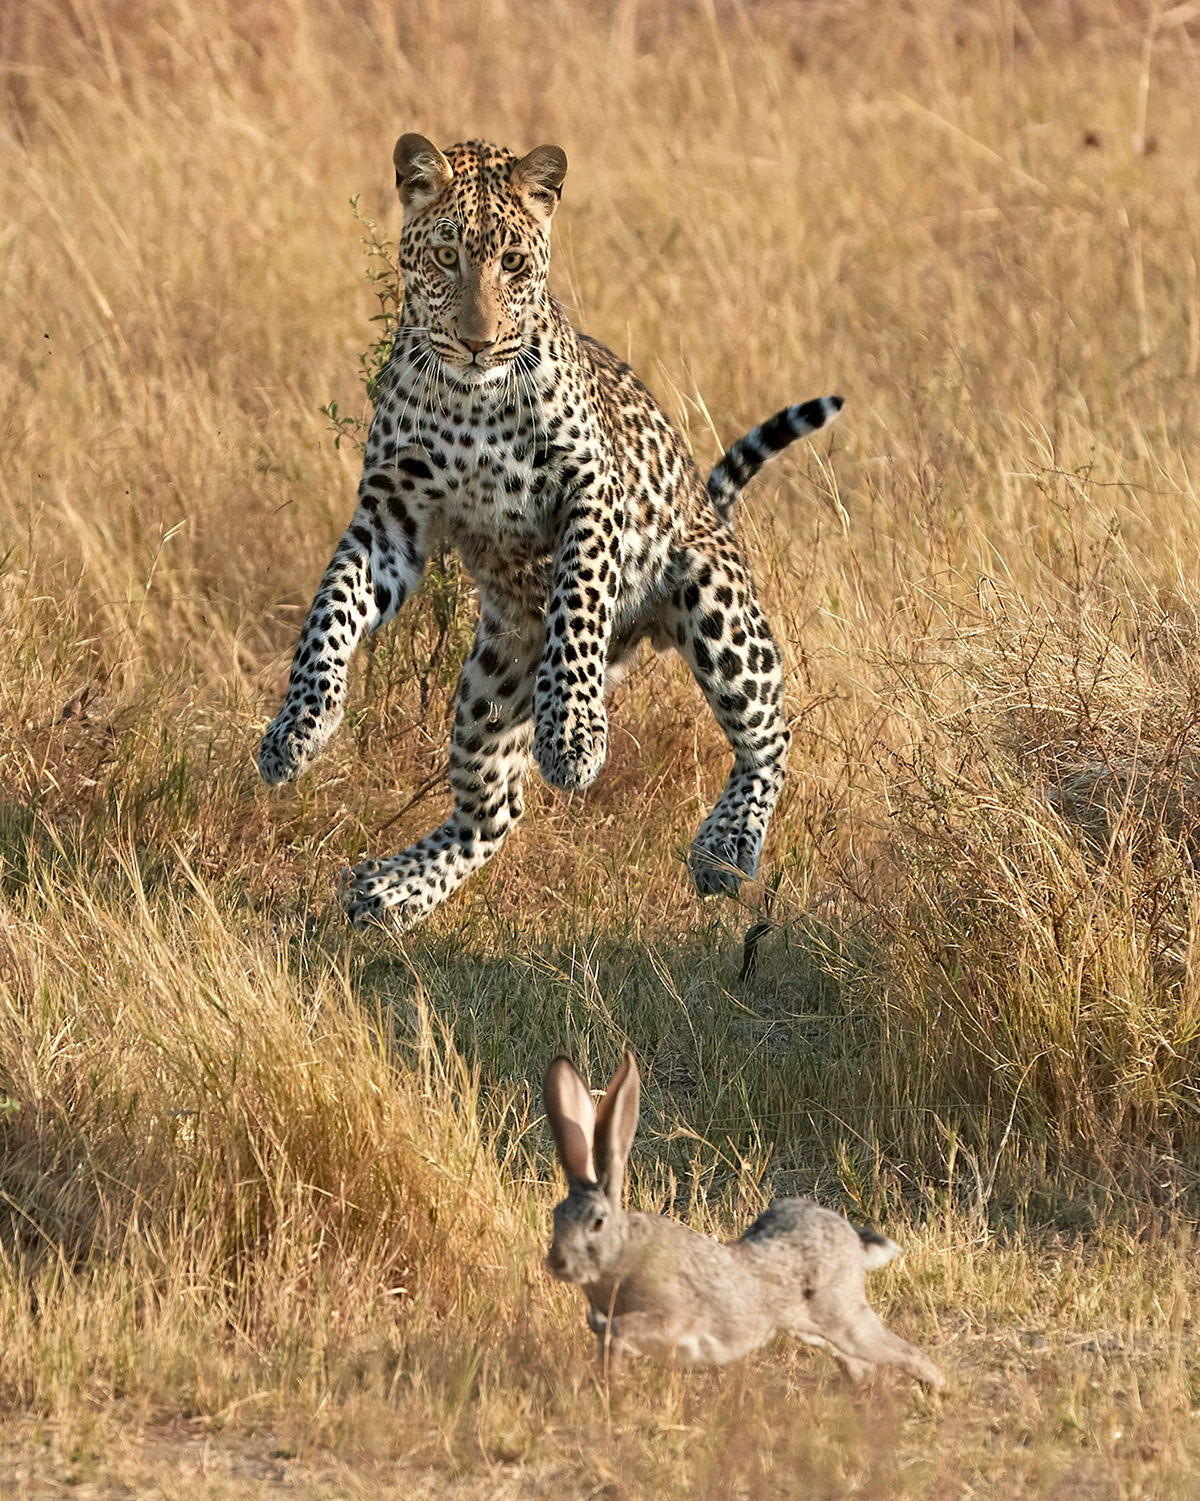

591,1305,705,1374
588,1304,630,1377
588,1306,670,1377
588,1308,627,1374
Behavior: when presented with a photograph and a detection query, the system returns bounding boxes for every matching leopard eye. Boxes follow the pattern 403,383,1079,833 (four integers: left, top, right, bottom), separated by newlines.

500,249,527,274
432,245,459,270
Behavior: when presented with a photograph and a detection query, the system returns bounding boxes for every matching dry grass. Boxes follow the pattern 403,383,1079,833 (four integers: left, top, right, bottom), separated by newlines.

4,0,1200,1494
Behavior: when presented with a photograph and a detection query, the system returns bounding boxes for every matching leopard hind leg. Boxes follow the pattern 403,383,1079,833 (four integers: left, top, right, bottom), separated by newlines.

657,542,790,897
344,614,537,928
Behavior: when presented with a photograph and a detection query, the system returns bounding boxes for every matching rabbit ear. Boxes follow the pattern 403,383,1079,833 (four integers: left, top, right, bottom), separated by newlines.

543,1057,597,1183
593,1051,639,1206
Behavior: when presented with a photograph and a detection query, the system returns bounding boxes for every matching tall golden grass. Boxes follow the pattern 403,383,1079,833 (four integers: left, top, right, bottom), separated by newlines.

3,1,1200,1493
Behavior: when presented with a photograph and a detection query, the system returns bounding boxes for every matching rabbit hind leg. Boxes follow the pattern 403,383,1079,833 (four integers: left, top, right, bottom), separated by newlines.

795,1301,944,1390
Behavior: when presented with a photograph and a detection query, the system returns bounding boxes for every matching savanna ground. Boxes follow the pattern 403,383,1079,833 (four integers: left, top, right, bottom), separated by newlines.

3,0,1200,1494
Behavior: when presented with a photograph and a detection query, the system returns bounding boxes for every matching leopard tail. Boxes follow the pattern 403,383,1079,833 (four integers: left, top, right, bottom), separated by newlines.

706,394,843,521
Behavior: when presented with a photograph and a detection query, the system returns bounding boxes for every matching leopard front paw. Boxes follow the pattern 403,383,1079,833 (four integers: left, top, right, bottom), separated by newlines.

533,697,607,790
258,702,340,786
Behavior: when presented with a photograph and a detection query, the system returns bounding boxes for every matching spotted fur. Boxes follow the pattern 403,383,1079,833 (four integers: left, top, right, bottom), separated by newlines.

258,135,843,927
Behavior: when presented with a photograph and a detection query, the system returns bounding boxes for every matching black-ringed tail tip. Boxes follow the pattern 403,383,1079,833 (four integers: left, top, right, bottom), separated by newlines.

707,393,845,521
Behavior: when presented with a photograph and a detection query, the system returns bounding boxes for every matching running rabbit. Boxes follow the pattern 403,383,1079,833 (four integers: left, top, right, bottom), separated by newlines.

543,1051,944,1388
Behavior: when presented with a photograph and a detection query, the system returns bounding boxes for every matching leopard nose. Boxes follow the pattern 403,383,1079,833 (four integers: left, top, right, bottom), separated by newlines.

460,336,495,354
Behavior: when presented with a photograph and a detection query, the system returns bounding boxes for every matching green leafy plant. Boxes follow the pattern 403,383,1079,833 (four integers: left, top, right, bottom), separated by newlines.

320,196,404,450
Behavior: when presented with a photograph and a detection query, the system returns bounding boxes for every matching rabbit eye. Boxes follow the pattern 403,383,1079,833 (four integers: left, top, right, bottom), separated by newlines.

590,1215,605,1232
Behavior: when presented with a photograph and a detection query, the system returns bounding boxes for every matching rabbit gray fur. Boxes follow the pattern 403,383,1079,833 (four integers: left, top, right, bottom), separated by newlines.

543,1052,944,1388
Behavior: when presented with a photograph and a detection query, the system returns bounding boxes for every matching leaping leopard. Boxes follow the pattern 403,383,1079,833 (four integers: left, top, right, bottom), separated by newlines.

258,135,842,927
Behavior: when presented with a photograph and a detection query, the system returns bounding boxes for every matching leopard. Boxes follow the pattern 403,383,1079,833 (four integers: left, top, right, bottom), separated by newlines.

258,134,842,928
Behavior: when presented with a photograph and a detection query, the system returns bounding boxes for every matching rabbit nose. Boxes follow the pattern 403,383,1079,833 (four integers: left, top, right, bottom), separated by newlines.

546,1247,565,1273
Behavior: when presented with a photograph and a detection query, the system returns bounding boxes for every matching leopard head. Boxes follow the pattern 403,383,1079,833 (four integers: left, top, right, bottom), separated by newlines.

393,134,566,384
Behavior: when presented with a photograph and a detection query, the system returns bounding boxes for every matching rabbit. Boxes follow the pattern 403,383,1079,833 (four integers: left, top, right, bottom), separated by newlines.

543,1051,944,1389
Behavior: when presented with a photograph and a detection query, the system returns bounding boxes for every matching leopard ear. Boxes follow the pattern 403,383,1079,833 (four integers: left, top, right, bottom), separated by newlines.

393,134,454,211
510,144,567,220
